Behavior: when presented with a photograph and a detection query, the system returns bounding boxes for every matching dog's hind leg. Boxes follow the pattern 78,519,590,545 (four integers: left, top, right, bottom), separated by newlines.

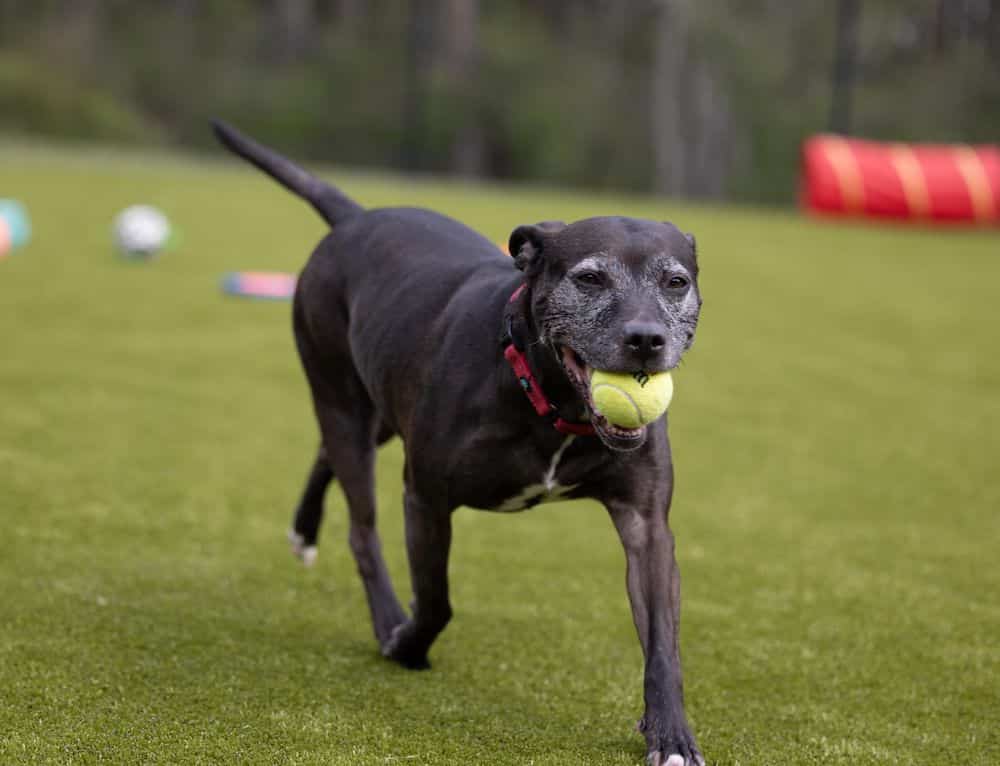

293,273,405,647
288,446,334,566
318,406,407,646
289,422,396,566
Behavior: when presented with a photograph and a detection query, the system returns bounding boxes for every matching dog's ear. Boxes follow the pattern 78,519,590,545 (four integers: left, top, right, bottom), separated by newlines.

508,221,565,273
685,232,697,260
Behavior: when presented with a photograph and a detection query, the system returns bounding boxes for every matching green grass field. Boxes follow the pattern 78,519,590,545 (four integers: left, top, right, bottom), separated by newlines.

2,141,998,765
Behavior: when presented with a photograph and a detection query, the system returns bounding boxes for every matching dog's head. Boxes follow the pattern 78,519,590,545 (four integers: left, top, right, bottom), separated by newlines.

509,216,701,451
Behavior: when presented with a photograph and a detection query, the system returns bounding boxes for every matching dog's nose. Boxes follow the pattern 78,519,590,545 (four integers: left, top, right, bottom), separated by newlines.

623,321,666,362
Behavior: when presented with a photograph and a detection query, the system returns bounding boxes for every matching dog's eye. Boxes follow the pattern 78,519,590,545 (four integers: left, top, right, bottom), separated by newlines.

665,275,689,289
574,271,604,287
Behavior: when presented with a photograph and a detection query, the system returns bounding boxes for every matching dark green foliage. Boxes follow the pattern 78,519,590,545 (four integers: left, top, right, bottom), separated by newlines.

1,1,998,201
0,52,160,143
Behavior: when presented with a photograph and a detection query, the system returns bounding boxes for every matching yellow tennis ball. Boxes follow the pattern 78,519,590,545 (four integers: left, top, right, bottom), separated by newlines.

590,370,673,428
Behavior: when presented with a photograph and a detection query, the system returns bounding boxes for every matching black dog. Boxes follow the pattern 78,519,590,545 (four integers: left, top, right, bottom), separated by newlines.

213,121,704,766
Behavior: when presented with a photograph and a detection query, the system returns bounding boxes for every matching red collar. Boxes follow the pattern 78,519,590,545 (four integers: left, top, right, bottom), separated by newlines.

501,285,596,437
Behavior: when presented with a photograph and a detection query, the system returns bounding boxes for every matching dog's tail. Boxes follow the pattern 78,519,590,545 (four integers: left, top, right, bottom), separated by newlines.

211,119,363,227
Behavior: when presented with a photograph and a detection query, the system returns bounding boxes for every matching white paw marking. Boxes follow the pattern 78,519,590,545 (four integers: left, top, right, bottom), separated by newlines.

287,529,318,566
299,546,318,566
665,756,685,766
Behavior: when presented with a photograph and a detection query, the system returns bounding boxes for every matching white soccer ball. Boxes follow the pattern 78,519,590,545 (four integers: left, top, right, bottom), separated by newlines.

113,205,171,259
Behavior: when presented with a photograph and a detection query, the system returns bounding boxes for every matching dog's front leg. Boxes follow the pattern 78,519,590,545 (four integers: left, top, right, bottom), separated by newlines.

381,489,453,670
606,498,703,766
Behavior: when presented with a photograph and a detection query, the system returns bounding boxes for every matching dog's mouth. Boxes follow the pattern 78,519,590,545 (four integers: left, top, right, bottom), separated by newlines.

558,345,647,452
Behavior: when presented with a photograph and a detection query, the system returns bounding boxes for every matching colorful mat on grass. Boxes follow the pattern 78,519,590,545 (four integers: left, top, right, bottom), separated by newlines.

220,271,297,300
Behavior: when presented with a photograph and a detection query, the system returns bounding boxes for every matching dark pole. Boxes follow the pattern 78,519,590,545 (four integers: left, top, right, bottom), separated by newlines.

829,0,861,135
989,0,1000,64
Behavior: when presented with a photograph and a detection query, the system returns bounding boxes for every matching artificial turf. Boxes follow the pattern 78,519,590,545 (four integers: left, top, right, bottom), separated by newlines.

1,141,998,765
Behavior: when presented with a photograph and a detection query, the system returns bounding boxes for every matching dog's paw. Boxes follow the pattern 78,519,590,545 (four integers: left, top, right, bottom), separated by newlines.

380,622,431,670
287,529,318,567
640,717,704,766
646,753,704,766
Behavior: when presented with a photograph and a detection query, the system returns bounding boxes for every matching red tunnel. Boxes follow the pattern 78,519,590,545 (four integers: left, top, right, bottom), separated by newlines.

800,134,1000,225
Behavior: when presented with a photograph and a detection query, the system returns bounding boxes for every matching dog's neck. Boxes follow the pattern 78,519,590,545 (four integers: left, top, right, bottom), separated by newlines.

503,285,588,424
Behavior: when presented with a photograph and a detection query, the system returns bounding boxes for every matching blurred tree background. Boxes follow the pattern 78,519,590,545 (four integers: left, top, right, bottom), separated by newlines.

1,0,997,203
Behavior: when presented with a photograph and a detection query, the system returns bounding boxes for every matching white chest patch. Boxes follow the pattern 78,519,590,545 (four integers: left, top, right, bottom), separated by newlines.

493,435,580,512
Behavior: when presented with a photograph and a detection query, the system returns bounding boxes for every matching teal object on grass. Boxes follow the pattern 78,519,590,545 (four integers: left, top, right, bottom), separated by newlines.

0,199,31,255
